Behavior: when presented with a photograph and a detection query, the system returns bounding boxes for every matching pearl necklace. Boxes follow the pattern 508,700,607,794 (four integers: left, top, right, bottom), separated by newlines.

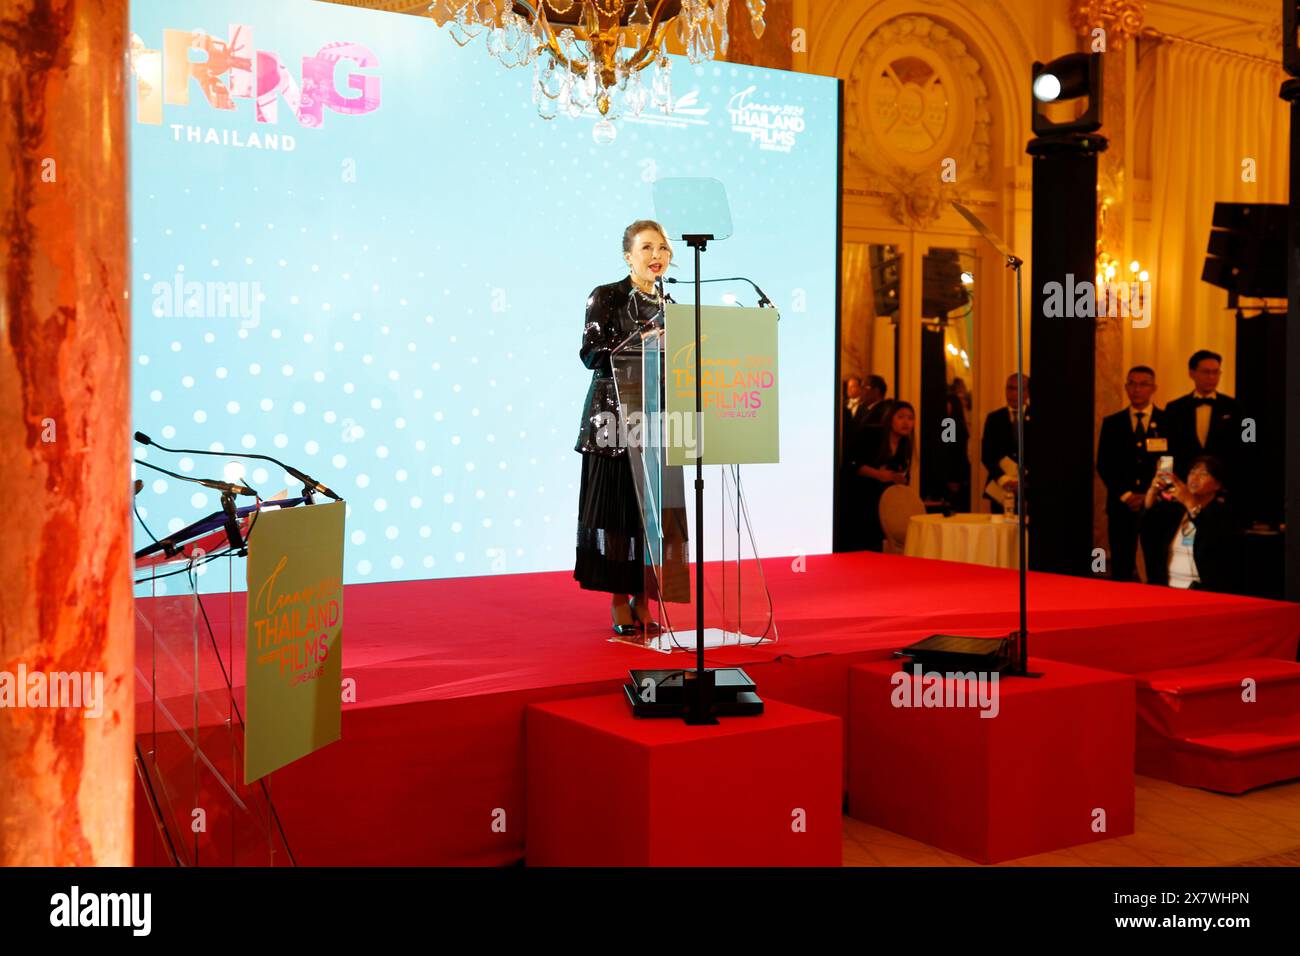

630,275,663,304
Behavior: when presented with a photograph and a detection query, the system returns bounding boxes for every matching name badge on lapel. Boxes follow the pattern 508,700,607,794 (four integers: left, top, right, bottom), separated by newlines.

1145,437,1168,453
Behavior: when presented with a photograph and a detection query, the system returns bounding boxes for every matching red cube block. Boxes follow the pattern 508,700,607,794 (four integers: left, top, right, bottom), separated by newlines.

526,694,842,866
848,657,1135,863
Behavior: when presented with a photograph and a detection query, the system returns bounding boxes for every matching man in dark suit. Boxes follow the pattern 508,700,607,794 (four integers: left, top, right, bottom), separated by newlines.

981,374,1030,513
1097,365,1167,582
1162,350,1242,483
839,376,870,551
862,374,891,427
842,376,870,452
838,374,891,550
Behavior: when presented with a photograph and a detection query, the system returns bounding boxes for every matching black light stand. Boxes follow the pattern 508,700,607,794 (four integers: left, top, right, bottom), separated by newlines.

1026,52,1106,578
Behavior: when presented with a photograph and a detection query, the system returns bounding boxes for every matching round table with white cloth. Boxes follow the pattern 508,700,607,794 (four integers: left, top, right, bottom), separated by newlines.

902,513,1021,569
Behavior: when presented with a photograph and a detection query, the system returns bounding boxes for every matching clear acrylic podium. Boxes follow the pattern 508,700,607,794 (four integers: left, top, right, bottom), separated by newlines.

134,512,294,865
609,324,778,653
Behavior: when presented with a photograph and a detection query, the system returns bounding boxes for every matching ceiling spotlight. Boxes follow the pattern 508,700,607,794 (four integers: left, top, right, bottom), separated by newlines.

960,271,974,285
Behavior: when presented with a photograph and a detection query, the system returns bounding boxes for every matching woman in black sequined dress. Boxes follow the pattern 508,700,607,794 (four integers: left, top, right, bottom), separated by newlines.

574,220,673,636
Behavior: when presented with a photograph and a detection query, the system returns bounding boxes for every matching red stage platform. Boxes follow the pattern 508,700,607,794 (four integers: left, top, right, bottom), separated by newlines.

134,551,1300,866
848,658,1135,863
526,695,841,866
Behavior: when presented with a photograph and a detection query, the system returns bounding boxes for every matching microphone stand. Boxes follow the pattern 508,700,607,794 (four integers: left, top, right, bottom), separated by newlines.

219,492,246,554
682,233,718,725
1012,256,1029,675
952,202,1037,678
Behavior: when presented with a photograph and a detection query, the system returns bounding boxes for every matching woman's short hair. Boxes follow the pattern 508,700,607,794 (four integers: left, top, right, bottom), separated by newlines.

622,219,670,255
1190,454,1227,489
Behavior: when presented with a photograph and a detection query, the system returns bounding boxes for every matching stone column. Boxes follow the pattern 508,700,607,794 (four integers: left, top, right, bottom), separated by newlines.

0,0,133,865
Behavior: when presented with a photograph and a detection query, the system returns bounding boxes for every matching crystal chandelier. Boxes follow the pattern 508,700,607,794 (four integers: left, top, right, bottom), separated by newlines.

426,1,767,126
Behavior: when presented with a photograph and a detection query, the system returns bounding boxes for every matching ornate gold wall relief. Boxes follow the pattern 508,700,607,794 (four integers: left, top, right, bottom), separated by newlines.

846,15,991,228
1068,0,1145,49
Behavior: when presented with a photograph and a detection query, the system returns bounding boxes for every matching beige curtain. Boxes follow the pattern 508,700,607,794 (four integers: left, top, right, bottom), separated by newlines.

1144,41,1289,399
840,241,874,386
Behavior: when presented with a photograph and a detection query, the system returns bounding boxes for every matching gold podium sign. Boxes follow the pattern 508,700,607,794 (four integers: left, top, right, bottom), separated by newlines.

244,500,345,783
664,304,779,466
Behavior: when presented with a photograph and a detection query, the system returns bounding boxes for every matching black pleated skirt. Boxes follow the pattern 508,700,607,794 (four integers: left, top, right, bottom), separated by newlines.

574,452,645,595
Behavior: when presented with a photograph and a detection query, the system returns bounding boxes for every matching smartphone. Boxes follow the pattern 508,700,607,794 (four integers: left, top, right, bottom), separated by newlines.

1155,455,1175,499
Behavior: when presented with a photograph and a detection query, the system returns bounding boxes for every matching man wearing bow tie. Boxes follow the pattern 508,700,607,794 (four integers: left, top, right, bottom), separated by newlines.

1097,366,1166,582
1163,350,1242,482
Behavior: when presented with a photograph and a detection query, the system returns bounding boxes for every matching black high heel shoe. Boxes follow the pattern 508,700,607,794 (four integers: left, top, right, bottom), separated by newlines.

611,603,640,637
629,597,662,633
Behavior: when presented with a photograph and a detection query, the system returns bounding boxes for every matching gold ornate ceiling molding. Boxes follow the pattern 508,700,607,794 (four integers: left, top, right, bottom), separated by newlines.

1069,0,1146,48
845,14,991,229
1257,19,1282,52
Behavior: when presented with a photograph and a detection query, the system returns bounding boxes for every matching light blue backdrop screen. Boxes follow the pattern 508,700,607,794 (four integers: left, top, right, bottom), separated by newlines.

129,0,839,592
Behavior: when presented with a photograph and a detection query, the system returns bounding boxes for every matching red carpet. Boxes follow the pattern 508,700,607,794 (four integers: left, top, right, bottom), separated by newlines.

134,552,1300,866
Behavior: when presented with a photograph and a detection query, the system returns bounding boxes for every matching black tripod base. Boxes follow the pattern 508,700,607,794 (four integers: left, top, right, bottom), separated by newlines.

623,667,764,721
896,632,1045,679
684,669,719,725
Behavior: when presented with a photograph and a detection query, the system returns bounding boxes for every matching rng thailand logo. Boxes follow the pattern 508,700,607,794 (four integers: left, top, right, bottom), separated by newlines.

129,25,381,130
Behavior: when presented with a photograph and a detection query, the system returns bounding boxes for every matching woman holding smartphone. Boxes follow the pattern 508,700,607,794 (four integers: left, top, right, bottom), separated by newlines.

1139,454,1239,592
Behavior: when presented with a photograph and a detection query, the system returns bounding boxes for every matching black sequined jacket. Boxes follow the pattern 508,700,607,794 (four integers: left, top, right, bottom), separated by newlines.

574,275,670,456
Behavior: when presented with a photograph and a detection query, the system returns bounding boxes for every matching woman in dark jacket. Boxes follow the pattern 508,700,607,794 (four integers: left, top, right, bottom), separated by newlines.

847,400,916,552
1140,454,1241,593
574,220,674,635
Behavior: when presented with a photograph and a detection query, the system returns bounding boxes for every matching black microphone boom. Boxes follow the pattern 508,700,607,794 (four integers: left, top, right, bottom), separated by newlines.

135,457,258,497
665,275,777,311
135,431,342,502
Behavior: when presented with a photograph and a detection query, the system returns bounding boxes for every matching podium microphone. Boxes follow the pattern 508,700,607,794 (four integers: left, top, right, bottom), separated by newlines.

135,457,258,497
135,431,342,502
664,275,779,315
